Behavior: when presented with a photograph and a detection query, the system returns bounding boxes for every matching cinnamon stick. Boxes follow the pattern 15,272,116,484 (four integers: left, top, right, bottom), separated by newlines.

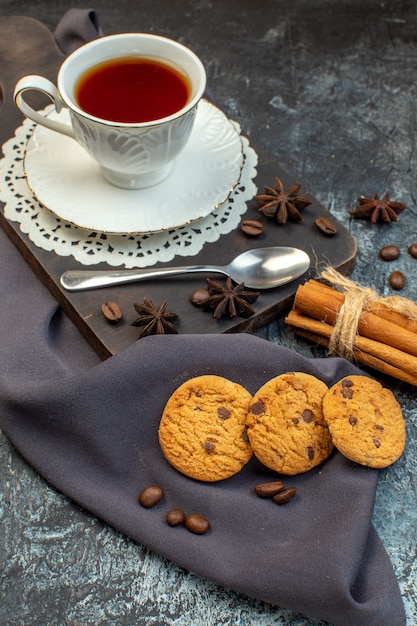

294,281,417,357
285,308,417,384
289,324,417,386
307,279,417,334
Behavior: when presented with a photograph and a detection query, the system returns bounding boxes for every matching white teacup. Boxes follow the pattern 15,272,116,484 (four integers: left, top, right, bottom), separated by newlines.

14,33,206,189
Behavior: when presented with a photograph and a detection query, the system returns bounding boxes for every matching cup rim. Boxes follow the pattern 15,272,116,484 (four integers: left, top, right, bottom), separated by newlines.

57,32,207,128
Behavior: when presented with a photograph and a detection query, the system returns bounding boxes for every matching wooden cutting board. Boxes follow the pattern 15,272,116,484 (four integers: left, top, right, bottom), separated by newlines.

0,16,357,359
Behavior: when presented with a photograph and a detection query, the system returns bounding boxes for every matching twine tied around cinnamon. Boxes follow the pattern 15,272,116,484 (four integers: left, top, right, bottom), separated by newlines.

320,266,417,360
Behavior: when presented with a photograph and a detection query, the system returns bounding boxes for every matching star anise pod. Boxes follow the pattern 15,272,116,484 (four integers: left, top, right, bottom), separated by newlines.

255,176,312,224
349,192,406,223
204,277,260,319
132,297,178,338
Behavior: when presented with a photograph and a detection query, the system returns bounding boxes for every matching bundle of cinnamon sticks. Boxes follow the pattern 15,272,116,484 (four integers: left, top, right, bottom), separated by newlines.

285,270,417,385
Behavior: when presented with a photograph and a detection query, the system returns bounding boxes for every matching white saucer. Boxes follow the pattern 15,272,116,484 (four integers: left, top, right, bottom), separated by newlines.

24,99,244,234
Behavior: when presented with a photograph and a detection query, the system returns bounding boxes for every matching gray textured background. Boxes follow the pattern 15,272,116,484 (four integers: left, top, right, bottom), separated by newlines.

1,1,416,624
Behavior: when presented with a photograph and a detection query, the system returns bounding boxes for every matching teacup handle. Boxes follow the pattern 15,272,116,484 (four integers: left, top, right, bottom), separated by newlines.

14,75,75,138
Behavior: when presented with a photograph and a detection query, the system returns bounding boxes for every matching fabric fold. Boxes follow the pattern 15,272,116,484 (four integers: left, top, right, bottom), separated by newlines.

0,331,406,626
54,8,102,53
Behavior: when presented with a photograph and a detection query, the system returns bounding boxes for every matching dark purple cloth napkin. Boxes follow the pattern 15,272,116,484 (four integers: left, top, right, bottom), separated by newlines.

0,9,406,626
54,7,102,53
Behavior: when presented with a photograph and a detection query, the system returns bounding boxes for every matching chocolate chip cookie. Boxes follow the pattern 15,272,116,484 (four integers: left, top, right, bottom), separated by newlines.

158,375,253,482
246,372,332,475
322,375,405,468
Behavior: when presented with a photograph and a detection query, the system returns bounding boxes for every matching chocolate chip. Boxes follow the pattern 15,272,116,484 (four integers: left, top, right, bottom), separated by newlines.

185,514,210,535
349,415,358,426
250,399,265,415
204,440,216,452
315,216,338,236
138,485,164,508
375,424,384,431
379,245,400,261
301,409,313,423
389,270,405,290
306,446,315,461
341,379,354,397
372,436,381,448
292,417,300,424
166,508,185,527
240,219,264,236
408,243,417,258
273,487,297,504
241,429,250,444
217,407,231,420
254,481,285,498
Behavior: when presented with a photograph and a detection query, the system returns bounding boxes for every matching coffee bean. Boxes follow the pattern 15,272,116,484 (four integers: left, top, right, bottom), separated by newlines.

166,508,185,527
189,288,210,307
389,270,405,290
408,243,417,258
314,216,338,236
101,300,123,324
379,245,400,261
138,484,164,508
185,513,210,535
273,487,297,504
254,481,285,498
240,219,264,236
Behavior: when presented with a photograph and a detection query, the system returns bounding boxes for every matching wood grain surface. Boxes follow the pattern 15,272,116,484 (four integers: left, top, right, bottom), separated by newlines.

0,16,356,359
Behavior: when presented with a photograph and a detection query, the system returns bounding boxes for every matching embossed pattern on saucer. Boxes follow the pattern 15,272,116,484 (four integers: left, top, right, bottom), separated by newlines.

24,99,244,234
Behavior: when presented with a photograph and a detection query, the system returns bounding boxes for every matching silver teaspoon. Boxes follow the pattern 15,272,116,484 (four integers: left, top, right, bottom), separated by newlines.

60,246,310,291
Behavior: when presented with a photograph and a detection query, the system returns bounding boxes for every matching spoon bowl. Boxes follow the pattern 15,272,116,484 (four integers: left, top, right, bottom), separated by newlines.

60,246,310,291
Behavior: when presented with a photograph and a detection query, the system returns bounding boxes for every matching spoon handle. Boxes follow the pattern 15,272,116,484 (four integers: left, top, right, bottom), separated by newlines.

60,265,227,291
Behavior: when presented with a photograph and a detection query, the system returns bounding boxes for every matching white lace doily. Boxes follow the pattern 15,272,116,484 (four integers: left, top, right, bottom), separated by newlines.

0,110,258,268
